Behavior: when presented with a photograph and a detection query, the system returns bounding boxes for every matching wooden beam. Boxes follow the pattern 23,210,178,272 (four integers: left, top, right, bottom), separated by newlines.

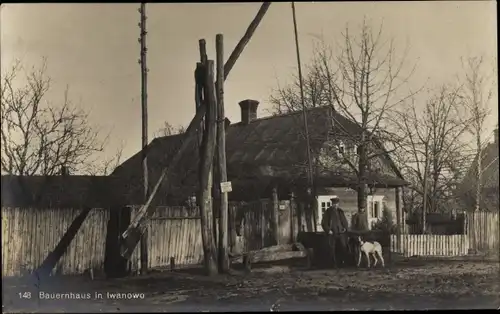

230,243,307,264
199,39,208,64
35,207,92,277
199,38,218,252
196,39,207,146
233,251,307,265
119,2,272,260
199,59,218,276
215,33,229,274
223,2,271,81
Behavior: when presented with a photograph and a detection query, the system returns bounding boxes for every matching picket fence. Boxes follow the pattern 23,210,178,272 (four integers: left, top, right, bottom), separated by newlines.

1,207,109,277
390,234,469,257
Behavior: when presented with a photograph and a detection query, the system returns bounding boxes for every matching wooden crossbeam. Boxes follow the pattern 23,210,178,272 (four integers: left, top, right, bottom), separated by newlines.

34,207,92,277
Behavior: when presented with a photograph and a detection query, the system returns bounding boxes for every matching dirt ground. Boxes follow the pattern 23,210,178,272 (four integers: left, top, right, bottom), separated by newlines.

2,258,499,312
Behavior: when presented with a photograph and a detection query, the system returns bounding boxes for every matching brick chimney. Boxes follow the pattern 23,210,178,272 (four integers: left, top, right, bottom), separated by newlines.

239,99,259,124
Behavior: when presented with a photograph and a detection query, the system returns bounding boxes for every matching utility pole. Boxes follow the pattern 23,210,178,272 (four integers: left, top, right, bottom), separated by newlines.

291,2,315,230
215,34,229,273
138,2,149,274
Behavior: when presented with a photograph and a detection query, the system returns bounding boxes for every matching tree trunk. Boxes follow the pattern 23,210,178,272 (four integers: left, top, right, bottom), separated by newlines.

357,142,368,212
422,164,429,234
475,134,482,212
431,158,439,213
198,60,218,276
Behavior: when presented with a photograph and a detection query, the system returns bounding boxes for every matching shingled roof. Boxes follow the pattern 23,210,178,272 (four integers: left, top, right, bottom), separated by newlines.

112,106,406,205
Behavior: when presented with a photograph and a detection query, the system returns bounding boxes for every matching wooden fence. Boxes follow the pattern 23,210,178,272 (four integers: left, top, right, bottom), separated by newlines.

128,199,299,271
234,199,302,252
235,200,271,252
467,211,499,254
5,205,494,277
390,234,469,257
129,206,204,271
1,207,109,277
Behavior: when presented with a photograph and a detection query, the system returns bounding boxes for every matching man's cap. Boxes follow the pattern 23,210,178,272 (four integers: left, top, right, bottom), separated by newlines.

330,196,340,202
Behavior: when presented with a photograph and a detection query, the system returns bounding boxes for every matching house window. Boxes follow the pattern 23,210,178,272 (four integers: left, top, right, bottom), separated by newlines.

317,196,336,230
320,201,331,215
372,201,380,218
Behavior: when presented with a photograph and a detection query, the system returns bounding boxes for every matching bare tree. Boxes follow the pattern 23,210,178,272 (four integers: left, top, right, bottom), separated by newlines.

1,59,107,176
153,121,186,138
390,86,472,217
84,142,124,176
460,56,495,211
270,19,417,212
270,61,330,115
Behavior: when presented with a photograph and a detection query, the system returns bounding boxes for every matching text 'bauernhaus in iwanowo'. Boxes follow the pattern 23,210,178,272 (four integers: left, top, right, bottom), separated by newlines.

38,292,146,300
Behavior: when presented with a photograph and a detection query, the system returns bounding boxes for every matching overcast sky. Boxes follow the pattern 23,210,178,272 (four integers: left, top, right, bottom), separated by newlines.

1,2,497,163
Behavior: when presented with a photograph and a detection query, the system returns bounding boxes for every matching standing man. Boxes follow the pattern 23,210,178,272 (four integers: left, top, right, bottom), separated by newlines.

321,196,349,267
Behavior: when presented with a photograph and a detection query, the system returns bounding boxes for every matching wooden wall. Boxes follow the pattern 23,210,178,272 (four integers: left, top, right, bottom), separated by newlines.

1,207,109,277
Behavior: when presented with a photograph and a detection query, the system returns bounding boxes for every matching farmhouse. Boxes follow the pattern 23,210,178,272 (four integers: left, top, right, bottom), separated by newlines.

113,100,408,231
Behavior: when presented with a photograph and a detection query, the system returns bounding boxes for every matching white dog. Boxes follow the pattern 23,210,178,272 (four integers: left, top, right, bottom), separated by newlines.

356,236,385,268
